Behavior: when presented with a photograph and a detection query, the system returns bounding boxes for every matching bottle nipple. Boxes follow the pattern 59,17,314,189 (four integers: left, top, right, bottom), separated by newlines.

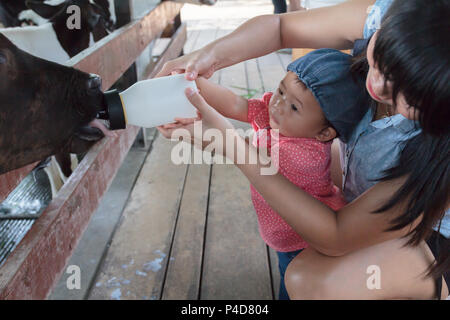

98,89,127,130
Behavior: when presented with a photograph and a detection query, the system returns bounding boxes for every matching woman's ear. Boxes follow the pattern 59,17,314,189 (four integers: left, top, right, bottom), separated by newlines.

315,126,337,142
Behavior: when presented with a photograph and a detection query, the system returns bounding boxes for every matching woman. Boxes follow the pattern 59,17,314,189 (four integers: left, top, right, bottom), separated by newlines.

157,0,449,299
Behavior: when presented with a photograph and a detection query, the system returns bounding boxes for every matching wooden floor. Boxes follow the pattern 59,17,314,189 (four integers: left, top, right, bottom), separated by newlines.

88,0,293,300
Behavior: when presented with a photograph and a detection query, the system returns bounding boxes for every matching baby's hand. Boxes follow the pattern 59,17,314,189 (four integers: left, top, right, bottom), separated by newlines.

158,111,202,130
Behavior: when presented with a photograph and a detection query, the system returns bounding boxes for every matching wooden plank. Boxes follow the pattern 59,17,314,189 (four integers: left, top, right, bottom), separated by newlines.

207,28,223,85
143,23,187,79
220,60,252,131
277,51,291,70
0,125,140,299
256,52,285,93
48,146,151,300
152,38,172,57
199,28,272,298
0,3,186,299
191,28,217,55
245,56,264,100
160,23,219,300
200,164,272,299
0,1,184,205
161,160,211,300
268,247,280,299
255,51,287,300
88,136,188,300
245,57,279,300
176,25,272,299
184,29,200,54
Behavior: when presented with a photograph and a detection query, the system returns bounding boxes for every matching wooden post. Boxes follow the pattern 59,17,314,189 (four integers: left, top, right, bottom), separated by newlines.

111,0,138,92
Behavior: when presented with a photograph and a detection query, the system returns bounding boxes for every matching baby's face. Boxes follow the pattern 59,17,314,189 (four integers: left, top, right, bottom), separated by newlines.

269,71,328,139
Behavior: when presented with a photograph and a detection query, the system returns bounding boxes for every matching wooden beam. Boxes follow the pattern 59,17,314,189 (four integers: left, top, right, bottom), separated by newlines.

68,1,183,91
0,2,185,300
143,22,187,80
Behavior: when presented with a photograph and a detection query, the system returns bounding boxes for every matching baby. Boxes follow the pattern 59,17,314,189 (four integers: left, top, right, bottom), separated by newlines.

189,48,369,299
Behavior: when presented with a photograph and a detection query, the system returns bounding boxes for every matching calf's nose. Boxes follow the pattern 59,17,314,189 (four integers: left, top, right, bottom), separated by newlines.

87,74,102,95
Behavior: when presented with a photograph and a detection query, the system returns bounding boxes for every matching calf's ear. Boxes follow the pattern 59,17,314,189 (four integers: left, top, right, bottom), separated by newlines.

25,0,65,19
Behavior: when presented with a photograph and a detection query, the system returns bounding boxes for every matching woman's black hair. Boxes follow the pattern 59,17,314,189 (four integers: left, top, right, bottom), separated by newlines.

375,132,450,280
373,0,450,136
351,0,450,284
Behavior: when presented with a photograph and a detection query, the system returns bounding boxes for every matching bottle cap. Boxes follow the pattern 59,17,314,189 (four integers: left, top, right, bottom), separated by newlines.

104,89,126,130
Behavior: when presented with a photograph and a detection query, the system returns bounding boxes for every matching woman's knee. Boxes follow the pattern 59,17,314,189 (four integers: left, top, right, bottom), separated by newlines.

284,254,329,299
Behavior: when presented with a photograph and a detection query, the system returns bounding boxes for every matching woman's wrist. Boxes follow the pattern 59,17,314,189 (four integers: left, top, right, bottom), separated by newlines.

207,38,232,72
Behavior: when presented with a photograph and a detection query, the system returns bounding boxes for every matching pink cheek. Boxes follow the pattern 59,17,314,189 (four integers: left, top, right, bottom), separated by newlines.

370,72,382,91
367,71,388,102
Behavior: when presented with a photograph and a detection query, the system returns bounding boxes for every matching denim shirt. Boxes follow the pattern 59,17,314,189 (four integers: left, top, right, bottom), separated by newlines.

340,109,420,202
363,0,393,39
340,0,450,238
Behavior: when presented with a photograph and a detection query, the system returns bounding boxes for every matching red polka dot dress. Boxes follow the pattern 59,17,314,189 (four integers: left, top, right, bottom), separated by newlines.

248,93,347,252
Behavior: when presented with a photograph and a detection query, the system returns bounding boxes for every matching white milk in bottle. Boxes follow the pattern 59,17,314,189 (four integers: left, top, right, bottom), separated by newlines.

99,74,198,130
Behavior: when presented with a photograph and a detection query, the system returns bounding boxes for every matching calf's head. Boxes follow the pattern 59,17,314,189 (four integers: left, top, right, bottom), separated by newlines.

0,33,105,175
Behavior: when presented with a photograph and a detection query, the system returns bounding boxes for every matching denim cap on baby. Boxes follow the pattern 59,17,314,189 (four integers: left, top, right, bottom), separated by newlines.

287,48,370,143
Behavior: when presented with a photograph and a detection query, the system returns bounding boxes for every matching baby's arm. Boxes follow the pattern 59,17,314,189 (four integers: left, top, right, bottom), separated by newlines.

195,77,248,122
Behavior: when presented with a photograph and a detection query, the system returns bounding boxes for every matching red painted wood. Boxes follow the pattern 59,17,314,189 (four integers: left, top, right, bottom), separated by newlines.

0,163,38,202
0,2,185,299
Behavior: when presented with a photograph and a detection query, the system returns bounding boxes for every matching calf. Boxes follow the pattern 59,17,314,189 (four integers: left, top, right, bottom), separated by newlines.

1,0,115,183
0,33,108,175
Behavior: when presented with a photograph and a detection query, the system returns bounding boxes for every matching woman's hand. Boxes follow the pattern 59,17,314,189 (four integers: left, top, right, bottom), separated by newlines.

156,46,218,80
157,88,238,157
158,111,202,131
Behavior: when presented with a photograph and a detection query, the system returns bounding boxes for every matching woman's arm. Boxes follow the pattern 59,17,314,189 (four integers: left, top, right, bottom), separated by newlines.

196,77,248,122
157,0,374,79
165,88,420,258
235,138,416,256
